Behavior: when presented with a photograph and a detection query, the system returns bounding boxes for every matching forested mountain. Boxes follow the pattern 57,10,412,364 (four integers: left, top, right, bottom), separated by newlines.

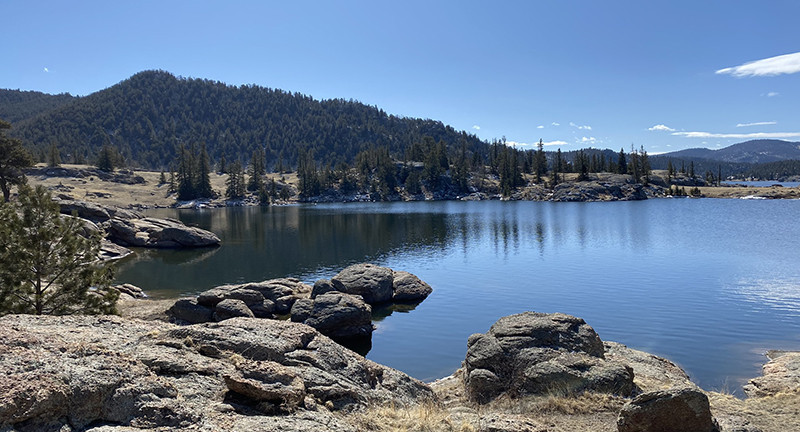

0,90,76,124
2,70,488,169
659,140,800,164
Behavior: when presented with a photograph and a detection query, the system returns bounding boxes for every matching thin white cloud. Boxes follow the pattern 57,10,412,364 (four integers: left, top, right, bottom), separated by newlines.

736,121,777,128
570,122,592,130
506,140,568,148
472,125,480,130
543,140,568,146
716,52,800,77
43,67,49,73
580,136,596,143
765,92,780,97
673,131,800,139
551,122,560,126
537,125,544,129
648,124,675,132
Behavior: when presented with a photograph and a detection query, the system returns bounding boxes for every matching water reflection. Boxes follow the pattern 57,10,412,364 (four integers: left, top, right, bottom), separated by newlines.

114,200,800,394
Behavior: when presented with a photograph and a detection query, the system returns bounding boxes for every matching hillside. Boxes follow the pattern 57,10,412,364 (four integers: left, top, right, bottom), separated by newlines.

0,89,77,124
2,70,488,170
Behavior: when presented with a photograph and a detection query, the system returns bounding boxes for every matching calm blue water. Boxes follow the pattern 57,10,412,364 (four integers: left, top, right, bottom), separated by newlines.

115,199,800,394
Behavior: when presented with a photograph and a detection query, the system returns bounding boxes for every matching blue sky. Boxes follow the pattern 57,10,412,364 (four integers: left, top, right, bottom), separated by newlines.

3,1,799,153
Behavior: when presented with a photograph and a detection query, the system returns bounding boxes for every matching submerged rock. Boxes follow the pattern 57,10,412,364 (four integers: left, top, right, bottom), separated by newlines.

463,311,635,403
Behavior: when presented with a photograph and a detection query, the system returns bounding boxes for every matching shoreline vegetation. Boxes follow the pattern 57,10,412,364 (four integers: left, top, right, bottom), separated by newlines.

20,163,800,211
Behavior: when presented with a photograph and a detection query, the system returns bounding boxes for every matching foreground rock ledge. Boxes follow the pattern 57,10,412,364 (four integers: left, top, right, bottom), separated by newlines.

0,314,433,432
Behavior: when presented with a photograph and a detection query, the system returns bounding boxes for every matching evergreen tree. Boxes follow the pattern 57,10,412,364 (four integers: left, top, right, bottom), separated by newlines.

159,170,167,185
176,144,196,200
225,161,245,199
297,148,321,197
667,160,675,183
534,138,547,183
575,150,589,181
48,142,61,167
689,161,696,179
0,119,34,202
195,142,214,198
247,148,265,192
95,144,117,172
218,154,227,174
0,185,117,315
617,148,627,175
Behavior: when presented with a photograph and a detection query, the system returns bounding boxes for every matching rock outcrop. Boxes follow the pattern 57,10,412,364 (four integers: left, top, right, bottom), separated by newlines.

463,312,635,403
551,181,648,202
0,314,434,431
107,217,220,248
330,264,433,304
53,196,220,249
291,292,373,340
743,350,800,397
617,387,720,432
168,278,312,324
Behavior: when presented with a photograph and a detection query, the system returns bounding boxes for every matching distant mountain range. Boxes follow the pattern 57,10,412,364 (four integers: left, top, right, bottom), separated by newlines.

658,140,800,164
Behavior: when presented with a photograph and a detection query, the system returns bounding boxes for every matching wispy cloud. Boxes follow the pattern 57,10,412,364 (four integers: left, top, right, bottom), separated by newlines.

580,136,596,143
736,121,777,128
673,131,800,139
716,52,800,77
764,92,780,97
43,67,49,73
570,122,592,130
543,140,568,146
537,125,544,129
648,124,675,132
551,122,560,126
472,125,480,130
506,140,569,148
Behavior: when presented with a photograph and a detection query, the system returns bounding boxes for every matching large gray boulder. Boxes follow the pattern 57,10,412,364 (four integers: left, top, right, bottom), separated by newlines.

0,314,434,431
56,197,143,222
331,264,394,304
214,298,256,321
108,217,220,248
391,270,433,302
617,387,720,432
290,292,373,340
463,312,635,403
168,298,214,324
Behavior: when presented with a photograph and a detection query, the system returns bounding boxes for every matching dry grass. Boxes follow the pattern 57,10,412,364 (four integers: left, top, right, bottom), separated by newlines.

24,163,299,208
709,390,800,432
486,392,626,416
344,401,477,432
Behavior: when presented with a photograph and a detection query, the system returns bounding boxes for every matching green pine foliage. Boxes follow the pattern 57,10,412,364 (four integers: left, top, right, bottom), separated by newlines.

0,185,117,315
225,161,245,199
4,70,488,170
0,119,34,202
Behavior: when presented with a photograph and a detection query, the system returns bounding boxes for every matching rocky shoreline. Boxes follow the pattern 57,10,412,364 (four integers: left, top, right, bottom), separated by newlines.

1,304,797,432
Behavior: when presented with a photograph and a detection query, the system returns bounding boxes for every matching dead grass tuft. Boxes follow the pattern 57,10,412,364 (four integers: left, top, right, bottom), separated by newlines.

344,401,476,432
487,391,625,416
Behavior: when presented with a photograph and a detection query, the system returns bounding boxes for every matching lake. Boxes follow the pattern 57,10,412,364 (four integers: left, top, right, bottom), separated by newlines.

115,199,800,394
723,180,800,188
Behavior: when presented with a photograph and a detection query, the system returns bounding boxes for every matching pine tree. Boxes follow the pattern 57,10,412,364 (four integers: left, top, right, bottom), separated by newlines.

225,161,245,199
0,185,117,315
0,119,34,202
617,148,627,175
96,144,116,172
176,144,196,200
195,142,214,198
247,149,265,192
48,142,61,167
534,138,547,183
